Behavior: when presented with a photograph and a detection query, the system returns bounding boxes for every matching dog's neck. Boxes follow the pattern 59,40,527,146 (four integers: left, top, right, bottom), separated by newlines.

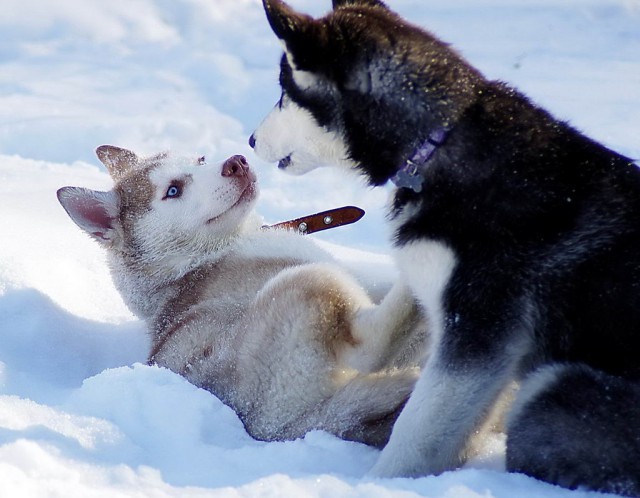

390,127,450,193
109,213,265,319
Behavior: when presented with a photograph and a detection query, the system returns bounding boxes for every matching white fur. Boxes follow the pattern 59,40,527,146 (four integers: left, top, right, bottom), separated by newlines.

292,68,319,91
341,281,421,373
283,47,320,91
369,240,463,476
252,96,358,175
134,157,259,280
372,366,478,476
370,241,531,477
251,47,355,174
395,240,457,348
58,147,423,447
507,364,562,429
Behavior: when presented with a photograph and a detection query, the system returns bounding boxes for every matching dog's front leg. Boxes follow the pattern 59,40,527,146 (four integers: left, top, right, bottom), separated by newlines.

369,346,518,477
369,240,529,478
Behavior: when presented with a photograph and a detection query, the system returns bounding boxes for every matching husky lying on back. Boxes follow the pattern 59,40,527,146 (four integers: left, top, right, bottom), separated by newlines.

250,0,640,495
57,146,423,447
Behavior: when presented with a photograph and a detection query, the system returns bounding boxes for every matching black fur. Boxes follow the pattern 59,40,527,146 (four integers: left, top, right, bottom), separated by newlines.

508,365,640,497
258,0,640,492
333,0,386,8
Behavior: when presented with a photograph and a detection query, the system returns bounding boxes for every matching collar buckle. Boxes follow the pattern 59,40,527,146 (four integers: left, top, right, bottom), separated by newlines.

390,128,450,193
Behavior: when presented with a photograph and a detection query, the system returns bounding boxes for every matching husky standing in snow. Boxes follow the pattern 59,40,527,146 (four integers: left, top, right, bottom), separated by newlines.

249,0,640,494
57,146,424,447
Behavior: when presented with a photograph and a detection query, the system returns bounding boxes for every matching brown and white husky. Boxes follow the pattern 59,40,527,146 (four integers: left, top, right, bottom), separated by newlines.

57,146,423,447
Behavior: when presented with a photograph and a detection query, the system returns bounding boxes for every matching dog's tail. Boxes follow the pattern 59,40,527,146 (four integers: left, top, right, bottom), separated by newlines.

314,368,418,448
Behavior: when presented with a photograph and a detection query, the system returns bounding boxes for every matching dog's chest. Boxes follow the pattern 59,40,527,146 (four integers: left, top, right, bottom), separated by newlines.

395,239,457,345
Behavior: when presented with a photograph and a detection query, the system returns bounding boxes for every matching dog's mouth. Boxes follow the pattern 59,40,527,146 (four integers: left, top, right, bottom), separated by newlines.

206,181,257,225
278,155,292,170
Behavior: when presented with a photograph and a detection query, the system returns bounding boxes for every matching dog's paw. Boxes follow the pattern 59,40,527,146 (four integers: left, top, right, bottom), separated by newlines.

368,443,425,478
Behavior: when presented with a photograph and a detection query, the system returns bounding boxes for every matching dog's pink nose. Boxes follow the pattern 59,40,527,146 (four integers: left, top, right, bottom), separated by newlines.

221,155,249,178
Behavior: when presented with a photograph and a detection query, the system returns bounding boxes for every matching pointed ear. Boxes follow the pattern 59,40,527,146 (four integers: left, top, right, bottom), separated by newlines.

96,145,138,180
332,0,388,9
262,0,327,71
57,187,119,245
263,0,313,42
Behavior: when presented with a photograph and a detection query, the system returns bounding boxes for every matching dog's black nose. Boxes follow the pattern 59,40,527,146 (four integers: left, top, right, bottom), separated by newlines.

248,134,256,149
222,155,250,178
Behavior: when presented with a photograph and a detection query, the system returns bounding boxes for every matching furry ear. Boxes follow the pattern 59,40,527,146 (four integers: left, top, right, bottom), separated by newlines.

96,145,138,180
263,0,313,41
332,0,387,9
57,187,119,245
262,0,327,71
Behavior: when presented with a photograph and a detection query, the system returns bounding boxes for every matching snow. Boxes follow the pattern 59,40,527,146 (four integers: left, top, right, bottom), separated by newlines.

0,0,638,496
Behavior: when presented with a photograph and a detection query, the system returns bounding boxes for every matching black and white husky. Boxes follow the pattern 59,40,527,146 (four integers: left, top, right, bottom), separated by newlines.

57,146,424,447
250,0,640,495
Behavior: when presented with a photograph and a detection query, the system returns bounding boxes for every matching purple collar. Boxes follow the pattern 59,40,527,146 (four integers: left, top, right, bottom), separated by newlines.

390,128,449,193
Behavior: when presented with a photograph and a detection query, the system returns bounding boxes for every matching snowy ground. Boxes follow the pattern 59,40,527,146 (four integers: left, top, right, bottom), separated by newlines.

1,0,639,496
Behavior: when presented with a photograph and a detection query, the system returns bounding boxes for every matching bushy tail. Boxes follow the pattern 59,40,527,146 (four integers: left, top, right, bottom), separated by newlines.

314,368,418,448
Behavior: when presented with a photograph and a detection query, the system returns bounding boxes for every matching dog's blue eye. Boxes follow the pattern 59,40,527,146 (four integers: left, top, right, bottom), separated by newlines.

165,185,181,199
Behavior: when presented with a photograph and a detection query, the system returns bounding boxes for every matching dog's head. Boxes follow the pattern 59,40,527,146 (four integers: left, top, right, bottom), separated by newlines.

250,0,481,186
57,146,259,276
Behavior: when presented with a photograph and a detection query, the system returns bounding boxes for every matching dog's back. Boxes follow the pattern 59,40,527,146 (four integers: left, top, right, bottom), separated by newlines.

420,85,640,379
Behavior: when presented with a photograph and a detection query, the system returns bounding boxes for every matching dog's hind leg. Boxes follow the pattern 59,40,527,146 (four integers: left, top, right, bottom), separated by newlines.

507,363,640,497
340,281,426,373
